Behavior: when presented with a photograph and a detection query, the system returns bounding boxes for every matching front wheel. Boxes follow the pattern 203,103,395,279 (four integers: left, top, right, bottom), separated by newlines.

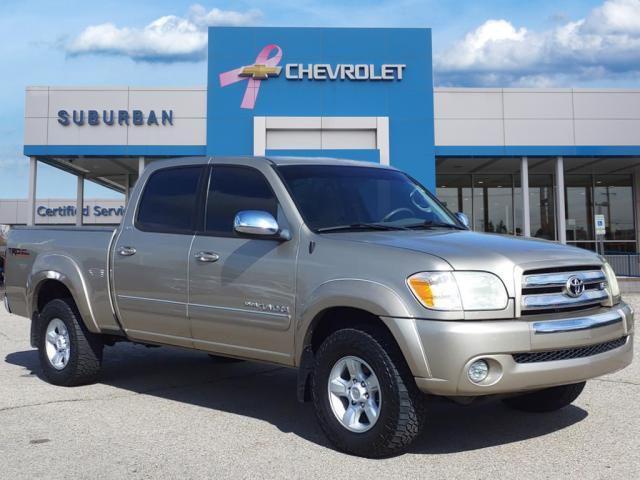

311,328,426,458
502,381,586,413
37,298,103,386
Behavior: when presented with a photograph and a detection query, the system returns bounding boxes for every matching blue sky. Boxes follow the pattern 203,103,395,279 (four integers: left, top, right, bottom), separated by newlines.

1,0,638,199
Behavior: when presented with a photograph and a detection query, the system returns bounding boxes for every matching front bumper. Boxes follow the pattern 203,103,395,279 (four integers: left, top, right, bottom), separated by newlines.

412,303,634,396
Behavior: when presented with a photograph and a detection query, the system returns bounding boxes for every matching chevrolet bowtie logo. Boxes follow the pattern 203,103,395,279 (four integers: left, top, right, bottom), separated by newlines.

239,64,282,80
219,45,283,109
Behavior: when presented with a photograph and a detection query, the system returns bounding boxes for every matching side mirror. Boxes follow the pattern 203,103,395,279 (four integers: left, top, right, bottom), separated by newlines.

234,210,289,240
454,212,470,229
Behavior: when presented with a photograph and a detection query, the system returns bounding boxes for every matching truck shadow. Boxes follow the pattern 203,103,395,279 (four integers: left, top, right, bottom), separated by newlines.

5,344,588,456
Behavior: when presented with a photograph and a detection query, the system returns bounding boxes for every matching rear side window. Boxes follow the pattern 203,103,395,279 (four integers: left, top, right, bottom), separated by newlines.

205,166,278,236
136,166,203,233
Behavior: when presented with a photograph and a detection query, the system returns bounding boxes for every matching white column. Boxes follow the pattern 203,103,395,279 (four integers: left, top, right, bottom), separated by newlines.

555,156,567,244
253,117,266,156
376,116,390,166
138,156,146,176
27,157,37,226
521,156,531,237
76,175,84,226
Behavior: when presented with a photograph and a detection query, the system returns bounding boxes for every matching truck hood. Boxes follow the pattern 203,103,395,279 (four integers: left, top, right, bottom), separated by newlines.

325,229,602,294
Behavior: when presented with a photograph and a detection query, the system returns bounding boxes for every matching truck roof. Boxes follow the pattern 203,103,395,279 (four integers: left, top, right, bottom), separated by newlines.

158,156,392,169
264,156,391,168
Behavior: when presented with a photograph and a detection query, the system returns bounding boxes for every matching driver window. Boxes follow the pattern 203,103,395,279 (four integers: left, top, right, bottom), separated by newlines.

205,166,281,237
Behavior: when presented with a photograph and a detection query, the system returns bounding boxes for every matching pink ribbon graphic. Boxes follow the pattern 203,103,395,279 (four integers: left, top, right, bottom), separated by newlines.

219,44,283,109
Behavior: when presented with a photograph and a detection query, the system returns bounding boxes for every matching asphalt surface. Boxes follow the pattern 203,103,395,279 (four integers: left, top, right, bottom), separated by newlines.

0,299,638,479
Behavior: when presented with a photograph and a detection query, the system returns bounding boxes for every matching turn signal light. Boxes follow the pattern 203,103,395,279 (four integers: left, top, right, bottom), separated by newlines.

407,276,435,307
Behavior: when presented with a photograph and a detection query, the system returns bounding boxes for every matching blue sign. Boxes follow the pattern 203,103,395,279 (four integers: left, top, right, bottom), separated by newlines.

207,27,436,190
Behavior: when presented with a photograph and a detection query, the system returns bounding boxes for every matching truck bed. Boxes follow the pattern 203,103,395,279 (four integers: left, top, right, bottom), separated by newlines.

5,226,120,333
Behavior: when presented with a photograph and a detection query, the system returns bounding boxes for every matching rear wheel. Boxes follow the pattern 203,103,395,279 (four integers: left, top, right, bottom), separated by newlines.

502,381,586,413
38,298,103,386
312,328,426,458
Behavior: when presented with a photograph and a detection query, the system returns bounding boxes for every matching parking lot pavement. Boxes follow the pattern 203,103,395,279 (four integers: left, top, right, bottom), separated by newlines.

0,300,638,480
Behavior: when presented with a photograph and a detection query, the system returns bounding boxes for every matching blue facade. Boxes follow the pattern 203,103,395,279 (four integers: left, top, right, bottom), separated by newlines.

207,27,436,189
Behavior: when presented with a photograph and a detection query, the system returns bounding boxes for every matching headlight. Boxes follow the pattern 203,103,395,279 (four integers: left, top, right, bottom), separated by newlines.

602,261,621,304
407,271,508,311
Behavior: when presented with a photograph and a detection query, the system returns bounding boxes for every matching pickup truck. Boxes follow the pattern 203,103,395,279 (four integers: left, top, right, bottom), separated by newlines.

4,156,634,458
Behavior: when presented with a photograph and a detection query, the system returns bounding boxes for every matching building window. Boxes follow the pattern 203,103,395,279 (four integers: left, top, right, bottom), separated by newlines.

436,159,636,254
565,173,636,252
565,174,594,242
436,174,472,216
594,175,634,241
473,174,514,234
437,172,519,236
515,174,556,240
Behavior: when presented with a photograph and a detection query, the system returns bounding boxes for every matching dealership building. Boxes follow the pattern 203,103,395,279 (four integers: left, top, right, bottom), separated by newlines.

18,27,640,255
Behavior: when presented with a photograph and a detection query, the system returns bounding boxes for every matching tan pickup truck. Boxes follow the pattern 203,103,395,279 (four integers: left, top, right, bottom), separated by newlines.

4,156,633,457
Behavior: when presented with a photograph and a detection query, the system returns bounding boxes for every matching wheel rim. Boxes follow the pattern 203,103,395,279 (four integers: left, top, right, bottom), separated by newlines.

327,355,382,433
45,318,70,370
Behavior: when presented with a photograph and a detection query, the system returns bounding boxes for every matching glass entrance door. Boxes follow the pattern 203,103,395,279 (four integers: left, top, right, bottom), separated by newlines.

473,174,514,234
515,174,556,240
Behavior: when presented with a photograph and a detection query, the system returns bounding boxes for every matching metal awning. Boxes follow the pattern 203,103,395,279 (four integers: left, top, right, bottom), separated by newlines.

37,156,145,193
26,156,149,226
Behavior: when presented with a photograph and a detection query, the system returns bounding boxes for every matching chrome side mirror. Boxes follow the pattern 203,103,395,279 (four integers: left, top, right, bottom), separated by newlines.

234,210,288,239
454,212,470,229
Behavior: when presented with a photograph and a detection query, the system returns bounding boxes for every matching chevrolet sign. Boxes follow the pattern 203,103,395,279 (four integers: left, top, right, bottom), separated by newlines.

285,63,405,81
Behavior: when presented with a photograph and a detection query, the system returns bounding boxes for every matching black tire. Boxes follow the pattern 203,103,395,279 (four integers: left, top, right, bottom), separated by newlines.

311,328,426,458
207,353,244,363
37,298,103,386
502,381,586,413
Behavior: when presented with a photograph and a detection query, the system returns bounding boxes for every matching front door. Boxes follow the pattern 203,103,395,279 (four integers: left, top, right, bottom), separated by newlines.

188,165,297,364
112,165,204,347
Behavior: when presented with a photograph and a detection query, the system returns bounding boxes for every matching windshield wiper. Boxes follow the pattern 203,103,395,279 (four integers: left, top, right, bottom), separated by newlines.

317,223,409,233
404,220,466,230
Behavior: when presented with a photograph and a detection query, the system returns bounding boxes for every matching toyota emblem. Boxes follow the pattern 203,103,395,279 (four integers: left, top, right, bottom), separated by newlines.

565,276,585,298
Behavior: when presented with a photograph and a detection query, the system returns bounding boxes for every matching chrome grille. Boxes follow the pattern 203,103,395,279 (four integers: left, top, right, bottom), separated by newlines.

521,267,608,314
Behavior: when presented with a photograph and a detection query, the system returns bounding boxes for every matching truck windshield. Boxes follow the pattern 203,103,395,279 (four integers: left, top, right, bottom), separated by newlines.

277,165,461,232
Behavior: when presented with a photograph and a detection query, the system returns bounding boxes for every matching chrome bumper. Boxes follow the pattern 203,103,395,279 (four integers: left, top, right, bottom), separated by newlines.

412,303,634,396
532,310,625,335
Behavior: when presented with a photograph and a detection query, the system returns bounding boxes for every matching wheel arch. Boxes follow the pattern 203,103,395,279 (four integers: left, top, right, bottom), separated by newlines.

296,279,412,355
27,263,101,335
295,279,430,402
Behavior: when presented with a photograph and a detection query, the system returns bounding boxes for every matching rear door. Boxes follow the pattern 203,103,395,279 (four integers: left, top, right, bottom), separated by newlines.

112,165,204,347
188,165,298,364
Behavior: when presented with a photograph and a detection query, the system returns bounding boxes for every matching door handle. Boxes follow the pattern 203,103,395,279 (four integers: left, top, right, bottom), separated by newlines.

194,251,220,263
117,246,137,257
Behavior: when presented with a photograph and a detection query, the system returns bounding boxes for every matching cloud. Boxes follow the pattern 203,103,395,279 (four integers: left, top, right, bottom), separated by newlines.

434,0,640,86
66,4,262,62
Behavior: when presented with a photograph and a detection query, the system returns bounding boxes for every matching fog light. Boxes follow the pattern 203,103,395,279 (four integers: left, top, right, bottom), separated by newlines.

468,360,489,383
